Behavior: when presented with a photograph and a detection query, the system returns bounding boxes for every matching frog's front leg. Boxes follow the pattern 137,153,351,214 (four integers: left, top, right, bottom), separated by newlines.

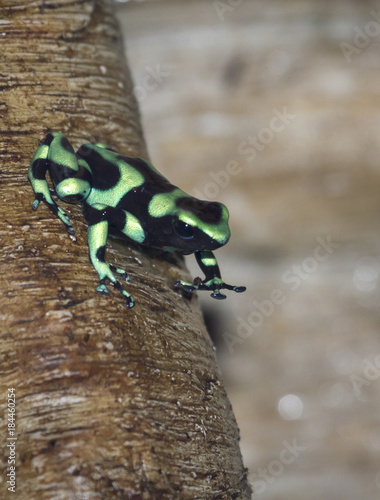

175,250,246,300
86,204,134,308
28,132,92,235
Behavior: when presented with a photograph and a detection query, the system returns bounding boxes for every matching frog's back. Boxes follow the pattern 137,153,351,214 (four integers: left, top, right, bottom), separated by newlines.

80,144,176,210
115,154,178,214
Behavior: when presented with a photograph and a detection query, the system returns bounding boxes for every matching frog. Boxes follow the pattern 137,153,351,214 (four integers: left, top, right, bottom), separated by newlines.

28,132,246,308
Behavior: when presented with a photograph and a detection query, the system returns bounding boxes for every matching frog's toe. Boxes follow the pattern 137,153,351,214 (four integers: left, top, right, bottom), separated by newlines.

175,280,196,293
56,207,75,234
217,282,246,293
32,199,40,210
58,209,70,224
61,218,75,234
60,217,75,235
65,225,75,235
110,265,130,282
125,296,135,308
111,280,134,307
211,290,227,300
96,282,110,295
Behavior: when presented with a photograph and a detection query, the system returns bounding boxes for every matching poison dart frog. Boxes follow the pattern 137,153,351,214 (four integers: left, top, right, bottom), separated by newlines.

28,132,246,308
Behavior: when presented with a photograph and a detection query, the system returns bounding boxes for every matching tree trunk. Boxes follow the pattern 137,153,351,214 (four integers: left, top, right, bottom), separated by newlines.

0,1,251,498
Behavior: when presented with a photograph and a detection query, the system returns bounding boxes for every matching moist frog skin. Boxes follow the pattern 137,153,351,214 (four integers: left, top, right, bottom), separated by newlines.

28,132,246,308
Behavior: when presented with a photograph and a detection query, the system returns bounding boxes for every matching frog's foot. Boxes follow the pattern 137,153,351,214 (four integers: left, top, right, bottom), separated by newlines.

56,206,75,235
32,194,75,235
112,280,135,308
174,279,198,295
109,265,130,282
96,278,134,308
175,277,246,300
96,279,110,295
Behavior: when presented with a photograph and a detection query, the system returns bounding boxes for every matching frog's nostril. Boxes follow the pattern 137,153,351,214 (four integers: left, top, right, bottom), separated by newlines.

210,237,223,249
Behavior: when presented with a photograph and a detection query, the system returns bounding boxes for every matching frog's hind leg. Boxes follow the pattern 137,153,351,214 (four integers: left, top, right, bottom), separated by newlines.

86,204,134,308
28,133,76,234
46,133,92,205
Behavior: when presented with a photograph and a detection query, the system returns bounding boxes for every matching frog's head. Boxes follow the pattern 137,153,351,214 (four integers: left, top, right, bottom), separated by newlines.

146,190,231,253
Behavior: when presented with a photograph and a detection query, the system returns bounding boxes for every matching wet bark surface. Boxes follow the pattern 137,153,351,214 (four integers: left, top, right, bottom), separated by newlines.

0,1,251,498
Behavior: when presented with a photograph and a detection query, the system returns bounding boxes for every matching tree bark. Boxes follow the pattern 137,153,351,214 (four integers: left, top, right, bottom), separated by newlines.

0,1,251,498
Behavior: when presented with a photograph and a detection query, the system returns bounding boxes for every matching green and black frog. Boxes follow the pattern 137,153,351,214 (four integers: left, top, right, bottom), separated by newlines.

28,132,246,308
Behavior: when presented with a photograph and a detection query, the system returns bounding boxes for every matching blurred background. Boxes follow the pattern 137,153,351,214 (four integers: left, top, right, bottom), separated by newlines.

116,1,380,498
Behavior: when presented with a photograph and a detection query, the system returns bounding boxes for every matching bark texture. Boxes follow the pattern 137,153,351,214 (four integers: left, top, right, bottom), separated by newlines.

0,1,251,498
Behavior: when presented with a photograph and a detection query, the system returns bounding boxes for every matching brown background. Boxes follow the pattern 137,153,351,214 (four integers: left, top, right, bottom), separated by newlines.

118,1,380,498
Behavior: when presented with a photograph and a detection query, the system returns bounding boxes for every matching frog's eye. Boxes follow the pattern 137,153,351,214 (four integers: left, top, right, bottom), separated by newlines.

173,220,194,239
